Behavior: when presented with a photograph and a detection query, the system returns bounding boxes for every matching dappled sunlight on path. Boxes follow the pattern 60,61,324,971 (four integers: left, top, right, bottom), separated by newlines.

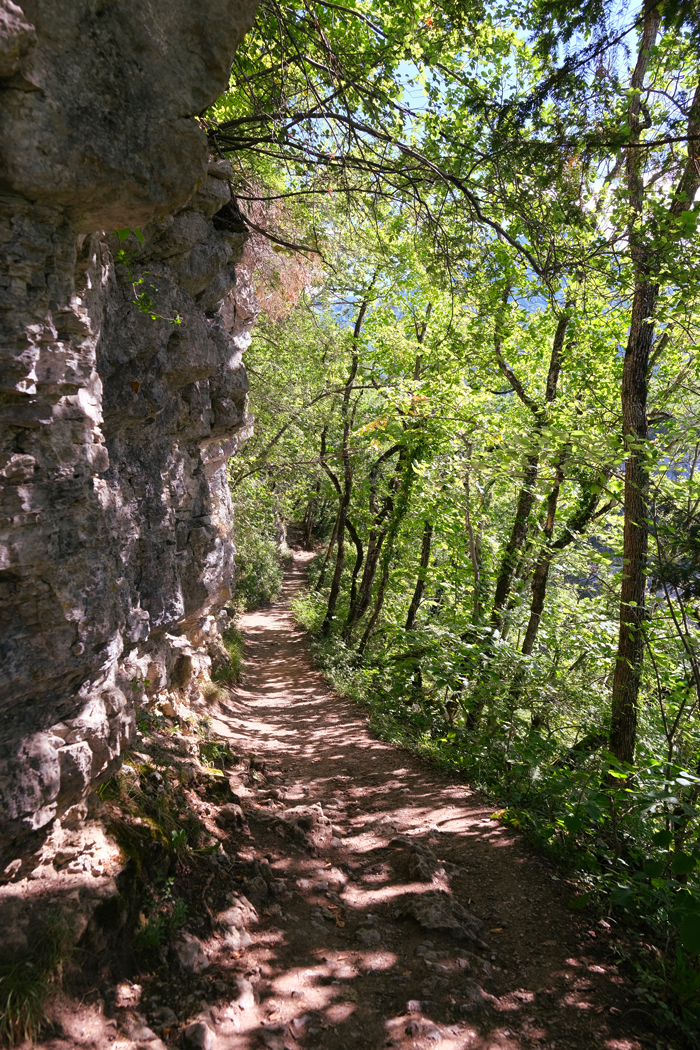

204,552,645,1050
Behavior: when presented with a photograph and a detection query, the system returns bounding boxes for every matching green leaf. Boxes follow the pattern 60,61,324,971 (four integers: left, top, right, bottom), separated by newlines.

564,814,583,832
568,892,591,911
680,914,700,955
133,227,145,245
653,829,674,848
671,852,697,876
611,885,634,908
643,858,665,878
116,228,130,242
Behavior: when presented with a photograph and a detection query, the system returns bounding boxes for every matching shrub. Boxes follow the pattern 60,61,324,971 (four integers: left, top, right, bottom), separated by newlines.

211,627,244,686
233,532,283,610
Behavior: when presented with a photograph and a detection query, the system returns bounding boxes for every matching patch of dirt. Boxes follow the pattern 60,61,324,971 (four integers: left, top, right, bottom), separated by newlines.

30,553,651,1050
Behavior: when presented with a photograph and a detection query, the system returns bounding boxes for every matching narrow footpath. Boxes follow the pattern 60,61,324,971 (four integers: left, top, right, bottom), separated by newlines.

203,552,647,1050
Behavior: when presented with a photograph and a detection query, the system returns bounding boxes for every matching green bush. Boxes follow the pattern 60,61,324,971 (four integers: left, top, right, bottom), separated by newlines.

133,873,187,956
212,627,244,685
233,532,283,610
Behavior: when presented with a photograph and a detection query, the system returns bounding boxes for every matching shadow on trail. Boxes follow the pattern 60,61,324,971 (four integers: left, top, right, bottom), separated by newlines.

206,552,645,1050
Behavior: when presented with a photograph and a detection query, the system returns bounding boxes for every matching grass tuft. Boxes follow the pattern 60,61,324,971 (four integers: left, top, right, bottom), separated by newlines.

211,627,244,687
0,915,72,1047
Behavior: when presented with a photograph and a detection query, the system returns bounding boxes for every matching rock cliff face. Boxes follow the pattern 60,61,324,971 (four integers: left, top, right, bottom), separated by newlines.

0,0,260,868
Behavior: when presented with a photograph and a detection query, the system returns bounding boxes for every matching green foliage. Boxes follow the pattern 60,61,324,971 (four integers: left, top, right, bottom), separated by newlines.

0,963,48,1048
105,756,206,868
130,675,150,696
170,828,187,850
113,230,181,325
198,738,238,771
230,465,292,610
212,627,244,686
134,872,187,956
232,522,284,610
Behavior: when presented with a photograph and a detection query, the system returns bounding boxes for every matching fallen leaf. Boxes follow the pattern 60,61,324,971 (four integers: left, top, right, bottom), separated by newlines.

344,989,359,1001
543,940,556,947
335,916,346,927
328,904,340,910
490,928,503,933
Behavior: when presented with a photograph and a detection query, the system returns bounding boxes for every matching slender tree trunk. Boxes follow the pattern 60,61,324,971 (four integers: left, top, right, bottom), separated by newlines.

520,458,566,656
321,451,353,635
463,441,483,622
321,300,368,635
490,453,540,632
357,558,391,657
405,521,433,630
302,481,319,549
345,518,363,611
609,281,657,760
355,450,416,655
510,470,614,709
316,507,339,591
345,304,432,643
343,444,401,638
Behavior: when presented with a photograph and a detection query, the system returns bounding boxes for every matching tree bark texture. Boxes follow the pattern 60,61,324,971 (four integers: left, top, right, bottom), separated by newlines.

609,27,700,765
343,444,401,639
609,5,661,764
405,521,433,630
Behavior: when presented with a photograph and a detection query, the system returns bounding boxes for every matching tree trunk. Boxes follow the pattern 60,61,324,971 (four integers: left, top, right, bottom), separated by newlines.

520,459,566,656
345,518,363,611
321,454,353,635
508,470,613,708
609,48,700,764
302,481,320,549
463,442,484,622
321,300,367,635
357,558,391,657
405,521,433,630
490,453,540,632
342,444,401,639
316,507,339,591
609,5,660,764
356,450,415,655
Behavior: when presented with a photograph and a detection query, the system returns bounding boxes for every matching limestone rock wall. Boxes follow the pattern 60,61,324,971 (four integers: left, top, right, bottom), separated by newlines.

0,0,260,868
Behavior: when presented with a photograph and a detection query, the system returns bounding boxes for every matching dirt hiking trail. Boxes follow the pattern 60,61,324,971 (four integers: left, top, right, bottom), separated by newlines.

196,552,647,1050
